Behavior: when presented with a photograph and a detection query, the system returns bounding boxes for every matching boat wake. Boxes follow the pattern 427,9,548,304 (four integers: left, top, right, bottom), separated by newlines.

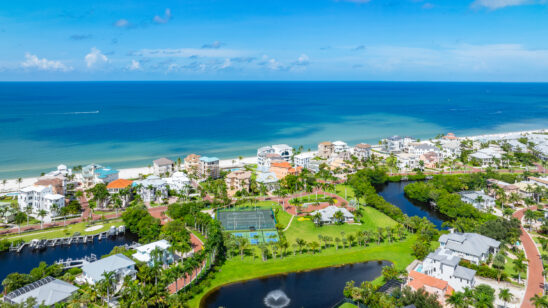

49,110,100,115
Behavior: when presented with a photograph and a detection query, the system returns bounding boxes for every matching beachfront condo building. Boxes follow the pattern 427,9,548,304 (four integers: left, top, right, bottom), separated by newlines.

294,152,315,169
332,140,349,153
18,185,65,222
153,157,175,176
318,141,333,159
184,154,201,177
225,170,252,194
271,144,293,161
80,164,119,187
199,156,220,179
352,143,371,160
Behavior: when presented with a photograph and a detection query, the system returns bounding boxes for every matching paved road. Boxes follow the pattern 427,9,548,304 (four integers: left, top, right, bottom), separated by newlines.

513,207,544,308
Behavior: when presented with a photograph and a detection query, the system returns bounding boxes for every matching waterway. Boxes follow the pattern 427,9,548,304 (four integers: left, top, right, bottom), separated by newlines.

201,260,390,308
377,181,447,229
0,233,136,286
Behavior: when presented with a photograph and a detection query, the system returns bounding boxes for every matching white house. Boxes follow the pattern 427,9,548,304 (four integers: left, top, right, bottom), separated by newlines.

257,146,275,171
132,239,174,267
81,164,119,187
153,157,175,176
459,191,495,212
165,172,191,194
408,143,440,156
18,185,65,222
271,144,293,161
81,254,136,288
311,206,354,224
438,233,500,265
469,146,505,167
332,141,349,153
419,248,476,292
294,152,315,169
396,153,419,171
256,171,279,191
133,176,168,203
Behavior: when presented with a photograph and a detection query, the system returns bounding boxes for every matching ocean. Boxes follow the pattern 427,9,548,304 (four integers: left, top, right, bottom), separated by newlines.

0,81,547,179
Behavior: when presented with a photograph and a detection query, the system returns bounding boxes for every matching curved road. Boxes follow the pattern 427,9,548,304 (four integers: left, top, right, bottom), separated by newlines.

513,207,544,308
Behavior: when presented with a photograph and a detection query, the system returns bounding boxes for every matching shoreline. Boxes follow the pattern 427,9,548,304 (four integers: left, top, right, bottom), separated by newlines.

1,128,546,194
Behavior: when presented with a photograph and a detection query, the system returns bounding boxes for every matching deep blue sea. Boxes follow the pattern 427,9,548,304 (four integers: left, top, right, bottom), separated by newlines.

0,82,547,178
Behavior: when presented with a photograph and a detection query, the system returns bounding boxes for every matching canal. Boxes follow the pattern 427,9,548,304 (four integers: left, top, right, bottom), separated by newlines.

0,232,136,286
201,261,391,308
377,181,447,229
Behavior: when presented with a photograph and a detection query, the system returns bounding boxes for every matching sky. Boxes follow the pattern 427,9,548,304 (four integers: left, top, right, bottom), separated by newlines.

1,0,547,81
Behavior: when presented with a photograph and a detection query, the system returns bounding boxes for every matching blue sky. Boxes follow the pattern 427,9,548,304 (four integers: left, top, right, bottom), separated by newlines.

1,0,547,81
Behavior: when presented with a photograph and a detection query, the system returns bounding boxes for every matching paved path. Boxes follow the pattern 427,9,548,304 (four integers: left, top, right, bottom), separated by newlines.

167,232,205,294
282,215,295,232
513,207,544,308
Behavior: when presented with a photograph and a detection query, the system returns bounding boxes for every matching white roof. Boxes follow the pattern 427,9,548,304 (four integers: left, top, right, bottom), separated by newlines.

44,193,64,201
82,254,135,282
21,185,50,193
132,239,171,262
332,141,347,146
312,205,353,221
295,152,315,159
271,144,292,150
5,276,78,306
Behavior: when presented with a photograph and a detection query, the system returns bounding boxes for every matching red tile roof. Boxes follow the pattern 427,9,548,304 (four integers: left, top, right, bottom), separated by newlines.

107,179,133,189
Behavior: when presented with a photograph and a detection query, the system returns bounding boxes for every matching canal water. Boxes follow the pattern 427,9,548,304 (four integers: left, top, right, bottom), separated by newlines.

377,181,446,229
0,233,136,286
201,260,390,308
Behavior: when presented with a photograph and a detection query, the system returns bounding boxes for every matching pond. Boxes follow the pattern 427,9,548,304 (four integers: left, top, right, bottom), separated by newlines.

0,233,136,287
201,260,391,308
377,181,447,229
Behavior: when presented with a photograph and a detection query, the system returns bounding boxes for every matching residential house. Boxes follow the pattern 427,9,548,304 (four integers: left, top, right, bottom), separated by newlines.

311,206,354,224
353,143,371,160
132,239,174,267
332,141,349,153
419,248,476,291
486,179,519,196
383,136,415,153
199,156,220,179
255,171,279,191
3,276,78,307
469,146,505,167
294,152,315,169
225,170,252,194
318,141,334,159
459,191,496,212
528,176,548,189
0,202,15,223
133,176,168,203
438,232,500,265
106,179,133,194
270,162,301,180
442,133,458,140
271,144,293,161
184,154,201,177
153,157,175,176
419,152,440,169
408,143,439,156
81,164,119,187
257,146,275,171
440,140,461,159
81,254,136,288
406,271,454,306
34,177,65,195
307,160,324,173
396,153,418,171
165,172,191,194
18,185,65,222
258,153,284,172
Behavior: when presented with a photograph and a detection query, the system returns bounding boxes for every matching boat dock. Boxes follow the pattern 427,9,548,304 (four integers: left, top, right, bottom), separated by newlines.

9,225,126,253
55,254,98,269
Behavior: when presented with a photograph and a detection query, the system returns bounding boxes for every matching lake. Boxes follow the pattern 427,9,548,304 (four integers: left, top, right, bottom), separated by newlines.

201,260,390,308
377,181,447,229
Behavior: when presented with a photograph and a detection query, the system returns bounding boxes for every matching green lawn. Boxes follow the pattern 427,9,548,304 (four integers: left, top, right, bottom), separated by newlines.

339,303,357,308
283,207,396,243
187,235,418,308
331,184,358,201
0,219,124,243
289,194,335,205
503,254,527,281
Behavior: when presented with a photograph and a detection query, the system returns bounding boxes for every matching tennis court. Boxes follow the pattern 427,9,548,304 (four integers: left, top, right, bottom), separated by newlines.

232,230,280,245
217,209,276,231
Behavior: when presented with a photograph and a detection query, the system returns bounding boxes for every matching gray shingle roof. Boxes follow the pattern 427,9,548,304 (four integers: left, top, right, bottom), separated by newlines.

82,254,135,282
453,266,476,281
426,249,460,267
440,233,500,257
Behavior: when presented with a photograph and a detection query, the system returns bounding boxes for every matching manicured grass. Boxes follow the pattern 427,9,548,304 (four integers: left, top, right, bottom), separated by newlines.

187,235,418,308
339,303,357,308
503,254,527,281
283,207,397,243
332,184,358,201
0,219,124,243
289,194,335,205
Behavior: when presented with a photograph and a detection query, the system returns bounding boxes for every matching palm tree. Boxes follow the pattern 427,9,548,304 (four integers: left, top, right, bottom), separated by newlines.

530,294,548,308
524,209,536,231
236,237,249,260
17,178,22,190
295,238,307,254
313,212,322,227
512,255,528,284
24,204,32,225
333,210,344,224
446,291,466,308
100,270,116,304
37,209,47,229
498,288,513,308
308,241,320,254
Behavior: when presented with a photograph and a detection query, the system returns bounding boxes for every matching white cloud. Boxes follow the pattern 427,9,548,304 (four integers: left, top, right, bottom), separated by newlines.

296,54,310,65
154,8,172,24
84,47,109,68
20,53,72,72
128,60,141,71
114,19,129,28
201,41,224,49
471,0,537,9
220,58,232,69
136,48,244,58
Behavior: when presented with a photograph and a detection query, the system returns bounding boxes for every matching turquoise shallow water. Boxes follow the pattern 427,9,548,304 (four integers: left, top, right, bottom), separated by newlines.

0,81,547,178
